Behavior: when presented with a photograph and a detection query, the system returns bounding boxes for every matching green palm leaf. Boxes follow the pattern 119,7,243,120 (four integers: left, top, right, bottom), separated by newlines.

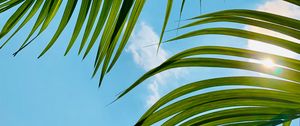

0,0,43,49
77,0,102,55
107,0,146,73
64,0,92,55
0,0,24,14
38,0,77,58
157,0,173,51
121,2,300,126
180,16,300,40
167,28,300,54
1,1,300,125
81,0,112,58
117,46,300,100
137,77,300,125
191,9,300,30
0,0,33,39
0,0,147,87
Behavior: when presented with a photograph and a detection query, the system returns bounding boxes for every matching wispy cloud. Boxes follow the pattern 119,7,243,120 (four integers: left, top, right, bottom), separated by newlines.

127,22,184,107
247,0,300,58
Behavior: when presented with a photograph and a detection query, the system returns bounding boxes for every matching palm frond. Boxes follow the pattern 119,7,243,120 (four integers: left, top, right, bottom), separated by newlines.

1,0,300,125
0,0,149,86
157,0,173,51
120,1,300,125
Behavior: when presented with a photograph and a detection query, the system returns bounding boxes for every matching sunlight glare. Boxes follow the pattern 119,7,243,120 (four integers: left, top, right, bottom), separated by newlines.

260,58,275,68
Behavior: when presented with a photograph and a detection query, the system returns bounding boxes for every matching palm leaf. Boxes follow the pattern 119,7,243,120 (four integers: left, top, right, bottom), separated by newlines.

81,0,113,58
157,0,173,51
64,0,92,55
117,45,300,100
0,0,147,87
107,0,146,73
77,0,102,55
191,9,300,31
0,0,43,49
177,107,299,126
167,28,300,54
0,0,24,14
121,2,300,126
11,0,52,53
136,77,300,125
1,1,300,125
180,16,300,40
285,0,300,6
38,0,77,58
0,0,33,39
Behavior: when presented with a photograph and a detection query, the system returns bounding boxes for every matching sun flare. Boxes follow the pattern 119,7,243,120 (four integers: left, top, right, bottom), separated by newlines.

260,59,275,68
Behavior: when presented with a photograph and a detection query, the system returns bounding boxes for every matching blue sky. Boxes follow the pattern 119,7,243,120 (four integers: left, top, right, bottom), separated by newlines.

0,0,299,126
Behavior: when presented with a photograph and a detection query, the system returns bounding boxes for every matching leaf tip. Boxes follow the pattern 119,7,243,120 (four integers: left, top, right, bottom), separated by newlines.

37,54,43,59
64,50,69,56
82,53,88,60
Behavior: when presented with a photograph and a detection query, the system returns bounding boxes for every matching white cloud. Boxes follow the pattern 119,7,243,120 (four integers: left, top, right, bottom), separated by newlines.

127,22,184,107
247,0,300,58
127,22,169,70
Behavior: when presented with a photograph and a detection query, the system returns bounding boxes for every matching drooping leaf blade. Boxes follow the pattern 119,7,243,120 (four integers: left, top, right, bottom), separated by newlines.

107,0,146,73
38,0,78,58
64,0,92,55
